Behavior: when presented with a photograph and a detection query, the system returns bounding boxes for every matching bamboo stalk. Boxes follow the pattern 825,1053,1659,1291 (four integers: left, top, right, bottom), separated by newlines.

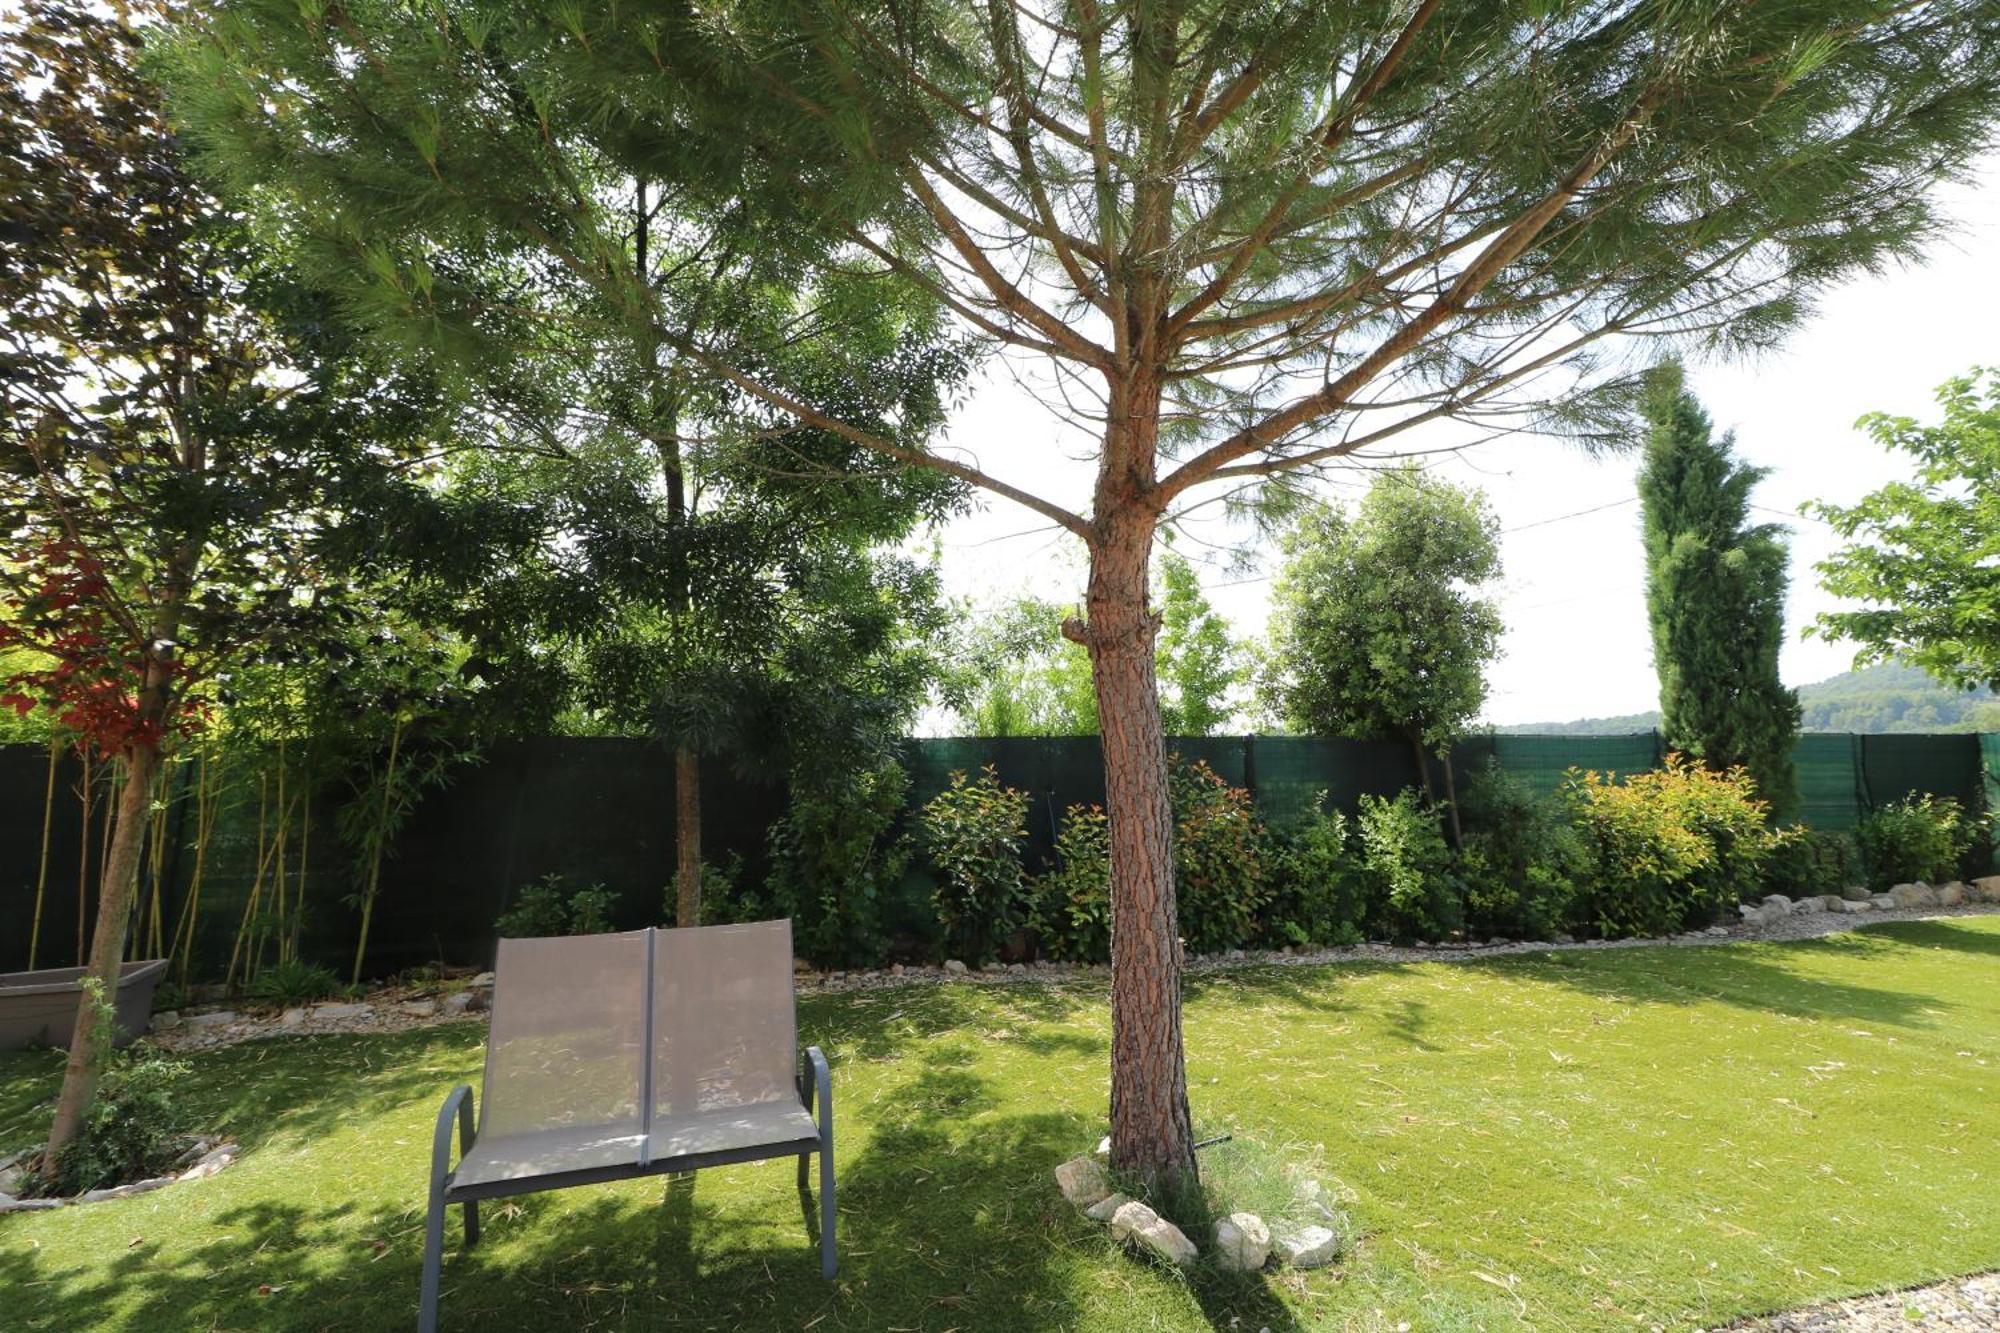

27,740,58,970
226,769,272,988
350,718,404,986
76,748,93,965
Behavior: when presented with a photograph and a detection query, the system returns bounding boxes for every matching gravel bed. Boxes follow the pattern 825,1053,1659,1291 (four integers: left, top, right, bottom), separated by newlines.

791,902,2000,996
1715,1271,2000,1330
139,903,2000,1052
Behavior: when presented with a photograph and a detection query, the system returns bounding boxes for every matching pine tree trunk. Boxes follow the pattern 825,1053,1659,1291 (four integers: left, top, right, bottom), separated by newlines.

674,745,702,927
41,734,159,1178
1073,373,1197,1194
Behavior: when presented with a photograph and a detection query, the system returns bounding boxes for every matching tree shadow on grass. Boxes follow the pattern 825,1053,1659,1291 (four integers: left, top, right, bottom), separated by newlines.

805,978,1102,1064
0,1025,1309,1331
1855,917,2000,960
1451,936,1944,1030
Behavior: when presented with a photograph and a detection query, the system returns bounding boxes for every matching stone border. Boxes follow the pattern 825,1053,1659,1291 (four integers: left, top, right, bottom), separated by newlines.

1054,1145,1347,1274
123,887,2000,1058
1711,1270,2000,1330
0,1137,239,1215
149,978,492,1054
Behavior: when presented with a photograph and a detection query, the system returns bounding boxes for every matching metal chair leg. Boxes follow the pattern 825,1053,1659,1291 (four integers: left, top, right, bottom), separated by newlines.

806,1046,836,1280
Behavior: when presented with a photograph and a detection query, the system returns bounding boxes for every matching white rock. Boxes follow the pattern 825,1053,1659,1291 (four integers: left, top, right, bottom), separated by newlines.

1134,1216,1199,1269
1870,893,1897,911
1738,904,1762,922
178,1144,239,1182
1705,926,1730,937
981,961,1006,973
0,1196,66,1213
1972,875,2000,903
440,992,474,1016
1108,1199,1160,1242
1936,881,1966,907
943,960,968,975
1837,898,1872,913
1084,1191,1132,1222
311,1002,370,1021
1791,896,1822,914
1054,1155,1113,1209
469,972,496,987
1890,882,1939,909
185,1010,239,1029
279,1008,307,1027
1273,1223,1343,1269
1214,1212,1271,1271
152,1010,181,1029
398,999,438,1017
1761,894,1794,912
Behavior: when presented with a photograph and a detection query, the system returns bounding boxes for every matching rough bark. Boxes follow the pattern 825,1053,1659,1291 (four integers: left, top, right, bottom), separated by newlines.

1071,373,1197,1194
674,745,702,927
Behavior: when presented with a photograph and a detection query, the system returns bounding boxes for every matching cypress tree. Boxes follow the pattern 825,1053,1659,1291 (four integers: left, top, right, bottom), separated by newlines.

1638,362,1801,814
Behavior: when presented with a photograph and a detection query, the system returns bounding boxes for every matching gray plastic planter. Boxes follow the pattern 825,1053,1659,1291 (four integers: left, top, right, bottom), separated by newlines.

0,959,169,1051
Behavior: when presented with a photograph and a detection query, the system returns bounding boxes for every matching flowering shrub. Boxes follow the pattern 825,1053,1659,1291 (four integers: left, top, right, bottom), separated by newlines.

1856,794,1980,889
1356,790,1461,943
1561,760,1779,937
918,766,1031,963
1169,758,1272,954
1029,803,1111,962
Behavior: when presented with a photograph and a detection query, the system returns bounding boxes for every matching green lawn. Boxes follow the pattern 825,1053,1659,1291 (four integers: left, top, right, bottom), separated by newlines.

4,919,1998,1331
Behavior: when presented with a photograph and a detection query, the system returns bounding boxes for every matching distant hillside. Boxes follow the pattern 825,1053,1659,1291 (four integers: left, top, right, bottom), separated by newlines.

1495,663,2000,736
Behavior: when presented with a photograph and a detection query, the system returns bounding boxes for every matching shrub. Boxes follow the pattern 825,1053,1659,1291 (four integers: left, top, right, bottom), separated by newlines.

244,959,342,1009
1457,764,1585,941
496,874,621,938
918,766,1031,963
1355,790,1461,943
1764,826,1860,898
1265,798,1365,948
1030,803,1111,962
47,1051,194,1196
1856,794,1979,889
1561,760,1779,937
768,762,911,968
1169,758,1272,954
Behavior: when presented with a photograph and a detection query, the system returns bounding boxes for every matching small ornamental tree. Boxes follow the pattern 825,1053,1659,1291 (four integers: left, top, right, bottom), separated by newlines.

0,0,447,1177
176,0,2000,1190
1265,466,1503,841
1809,369,2000,691
1637,361,1801,813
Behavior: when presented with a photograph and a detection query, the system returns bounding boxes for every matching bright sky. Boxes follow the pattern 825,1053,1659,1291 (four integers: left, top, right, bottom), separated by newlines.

923,161,2000,729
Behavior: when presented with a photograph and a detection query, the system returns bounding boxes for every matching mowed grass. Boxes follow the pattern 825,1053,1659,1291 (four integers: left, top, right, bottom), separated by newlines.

3,918,1998,1331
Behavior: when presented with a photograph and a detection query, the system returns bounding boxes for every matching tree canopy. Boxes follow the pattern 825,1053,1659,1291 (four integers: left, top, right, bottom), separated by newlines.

1264,464,1503,831
1810,368,2000,693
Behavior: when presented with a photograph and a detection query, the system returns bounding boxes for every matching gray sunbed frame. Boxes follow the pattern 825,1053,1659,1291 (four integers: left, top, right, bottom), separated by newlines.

417,952,834,1331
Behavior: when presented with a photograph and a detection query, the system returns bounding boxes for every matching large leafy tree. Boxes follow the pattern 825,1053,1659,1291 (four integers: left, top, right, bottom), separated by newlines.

173,0,2000,1188
1809,368,2000,691
1637,361,1800,812
1264,465,1503,841
955,552,1244,735
0,0,450,1176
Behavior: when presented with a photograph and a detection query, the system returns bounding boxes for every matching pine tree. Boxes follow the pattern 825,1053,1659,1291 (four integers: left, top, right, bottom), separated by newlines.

172,0,2000,1190
1638,362,1801,813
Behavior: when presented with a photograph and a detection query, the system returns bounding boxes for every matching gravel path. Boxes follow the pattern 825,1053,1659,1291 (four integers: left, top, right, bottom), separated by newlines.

145,904,2000,1052
1716,1272,2000,1330
789,901,2000,995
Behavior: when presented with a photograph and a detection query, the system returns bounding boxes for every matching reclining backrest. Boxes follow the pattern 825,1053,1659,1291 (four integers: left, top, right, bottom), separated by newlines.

479,930,650,1142
650,919,798,1121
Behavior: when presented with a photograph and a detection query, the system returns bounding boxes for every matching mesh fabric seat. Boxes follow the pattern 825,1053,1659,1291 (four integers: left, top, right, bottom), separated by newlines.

419,920,834,1332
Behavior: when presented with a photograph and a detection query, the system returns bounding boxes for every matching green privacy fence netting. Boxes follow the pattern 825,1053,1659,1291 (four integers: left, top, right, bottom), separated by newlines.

2,730,1993,979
